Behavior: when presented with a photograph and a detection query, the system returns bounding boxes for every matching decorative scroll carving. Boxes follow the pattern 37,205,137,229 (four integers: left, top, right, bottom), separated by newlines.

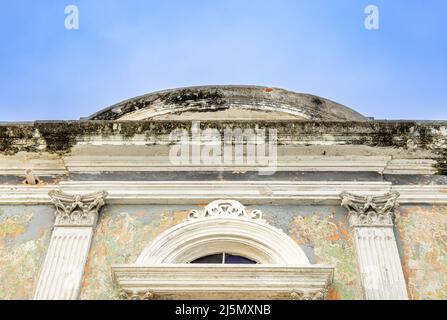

49,190,108,227
119,290,154,300
188,200,263,221
340,191,400,227
290,289,328,300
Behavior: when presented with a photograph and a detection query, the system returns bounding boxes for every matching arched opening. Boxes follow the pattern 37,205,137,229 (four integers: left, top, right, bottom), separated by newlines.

136,200,309,265
112,200,334,300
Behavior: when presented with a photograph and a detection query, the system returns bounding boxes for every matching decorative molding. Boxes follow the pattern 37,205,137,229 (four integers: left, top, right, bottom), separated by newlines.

63,155,395,173
63,155,437,175
340,192,400,227
112,200,334,300
188,200,263,221
290,289,328,301
119,290,154,300
0,155,66,175
0,154,438,175
34,190,108,300
1,182,446,205
112,265,334,300
340,192,409,300
49,190,108,227
136,200,309,265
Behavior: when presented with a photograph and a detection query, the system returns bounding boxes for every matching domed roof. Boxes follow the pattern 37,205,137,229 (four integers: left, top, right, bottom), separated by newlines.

86,85,367,121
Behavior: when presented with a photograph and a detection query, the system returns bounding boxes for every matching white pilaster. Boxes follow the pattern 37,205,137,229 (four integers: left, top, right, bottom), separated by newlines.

34,190,108,300
341,192,409,300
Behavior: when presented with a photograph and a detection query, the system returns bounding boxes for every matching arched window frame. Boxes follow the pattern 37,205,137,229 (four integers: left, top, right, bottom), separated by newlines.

112,200,334,300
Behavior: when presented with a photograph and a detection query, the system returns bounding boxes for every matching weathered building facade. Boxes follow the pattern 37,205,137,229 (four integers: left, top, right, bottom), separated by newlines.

1,86,446,300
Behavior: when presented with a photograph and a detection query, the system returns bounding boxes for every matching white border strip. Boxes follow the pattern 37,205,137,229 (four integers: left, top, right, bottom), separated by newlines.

0,181,446,205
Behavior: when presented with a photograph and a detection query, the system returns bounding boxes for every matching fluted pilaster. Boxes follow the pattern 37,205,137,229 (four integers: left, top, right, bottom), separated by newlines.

34,190,108,300
341,192,408,300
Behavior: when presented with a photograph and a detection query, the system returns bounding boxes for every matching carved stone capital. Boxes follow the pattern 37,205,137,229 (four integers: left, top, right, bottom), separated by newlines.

119,289,154,300
48,190,108,227
290,289,328,300
340,192,400,227
188,200,263,221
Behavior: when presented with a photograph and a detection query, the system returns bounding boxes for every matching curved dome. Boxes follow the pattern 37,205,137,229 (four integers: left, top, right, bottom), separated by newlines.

87,85,367,121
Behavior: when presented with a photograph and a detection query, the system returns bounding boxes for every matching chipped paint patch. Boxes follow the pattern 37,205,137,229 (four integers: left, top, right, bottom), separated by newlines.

0,206,53,299
79,205,191,300
288,208,363,300
398,205,447,300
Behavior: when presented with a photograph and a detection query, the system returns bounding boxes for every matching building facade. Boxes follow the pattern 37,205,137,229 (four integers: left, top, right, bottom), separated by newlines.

0,86,446,300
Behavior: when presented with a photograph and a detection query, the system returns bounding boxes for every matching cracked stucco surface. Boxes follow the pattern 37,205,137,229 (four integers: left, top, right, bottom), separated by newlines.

1,204,447,300
398,205,447,299
0,206,53,299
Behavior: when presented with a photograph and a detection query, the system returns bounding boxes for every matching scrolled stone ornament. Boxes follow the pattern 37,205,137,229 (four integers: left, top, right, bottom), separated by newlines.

340,191,400,227
48,190,108,227
119,289,154,300
188,200,264,221
290,289,328,300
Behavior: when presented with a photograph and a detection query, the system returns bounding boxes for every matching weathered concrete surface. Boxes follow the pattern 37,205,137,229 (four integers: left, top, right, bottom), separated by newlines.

0,121,445,175
0,205,53,299
86,86,368,121
398,205,447,299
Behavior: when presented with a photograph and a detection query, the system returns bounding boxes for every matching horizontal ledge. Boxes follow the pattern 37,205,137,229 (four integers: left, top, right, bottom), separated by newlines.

112,264,334,300
0,155,438,175
0,181,446,205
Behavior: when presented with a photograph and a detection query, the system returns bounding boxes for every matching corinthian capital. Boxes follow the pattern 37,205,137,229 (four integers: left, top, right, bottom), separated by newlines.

340,191,400,227
48,190,108,227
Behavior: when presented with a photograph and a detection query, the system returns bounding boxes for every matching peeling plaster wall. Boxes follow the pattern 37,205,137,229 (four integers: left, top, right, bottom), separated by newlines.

2,203,446,300
0,205,53,299
79,205,194,300
79,204,363,300
398,205,447,300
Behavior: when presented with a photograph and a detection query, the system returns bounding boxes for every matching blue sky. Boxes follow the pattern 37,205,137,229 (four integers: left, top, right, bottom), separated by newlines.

0,0,446,121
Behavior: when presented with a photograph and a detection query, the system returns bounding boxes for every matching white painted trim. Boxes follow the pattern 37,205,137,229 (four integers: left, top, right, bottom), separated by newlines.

0,181,446,205
64,155,395,173
113,200,333,300
0,155,437,175
137,200,309,265
136,217,309,265
111,265,334,300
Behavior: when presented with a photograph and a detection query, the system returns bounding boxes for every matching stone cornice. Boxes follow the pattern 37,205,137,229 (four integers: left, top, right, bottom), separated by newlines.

0,121,445,163
0,155,438,175
1,181,446,205
112,265,334,300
